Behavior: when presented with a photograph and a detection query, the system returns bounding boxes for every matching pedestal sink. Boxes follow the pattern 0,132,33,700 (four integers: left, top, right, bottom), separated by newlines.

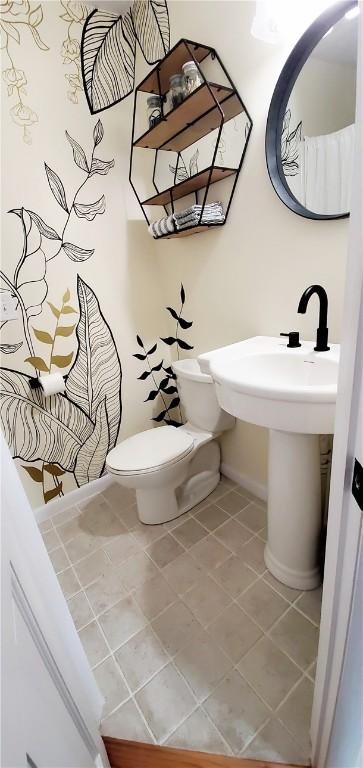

198,336,340,590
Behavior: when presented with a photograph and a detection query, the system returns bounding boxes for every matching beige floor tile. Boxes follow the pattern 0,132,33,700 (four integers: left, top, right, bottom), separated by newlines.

240,537,266,574
85,565,126,616
213,555,257,598
166,707,231,755
258,526,268,542
263,571,302,603
57,567,81,599
99,595,146,651
235,503,267,533
208,604,262,663
199,484,231,506
270,608,319,669
174,632,232,701
103,483,136,511
42,528,60,551
67,591,94,630
57,517,83,544
135,663,196,742
93,656,129,717
64,530,101,564
104,530,141,565
219,476,237,491
194,504,229,532
52,505,80,527
172,518,208,548
214,519,253,554
189,535,231,571
238,636,302,709
101,698,153,742
78,621,109,667
277,677,314,754
131,522,166,547
118,552,158,592
146,534,184,568
307,660,317,681
74,549,110,588
133,573,176,621
115,626,169,692
238,579,288,630
163,511,191,529
242,718,309,764
183,574,231,627
152,601,202,656
162,552,204,595
296,587,322,626
38,518,53,533
49,546,70,574
204,670,269,754
216,491,250,516
114,503,139,531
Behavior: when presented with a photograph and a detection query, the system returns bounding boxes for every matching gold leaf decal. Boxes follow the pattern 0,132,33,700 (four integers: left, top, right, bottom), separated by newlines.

22,465,43,482
43,463,66,477
33,328,53,344
44,483,63,503
24,356,49,372
47,301,60,319
63,288,70,303
62,305,77,314
56,324,76,337
51,352,74,368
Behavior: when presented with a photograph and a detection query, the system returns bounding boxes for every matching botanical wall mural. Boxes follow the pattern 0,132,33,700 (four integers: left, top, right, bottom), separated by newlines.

0,118,121,504
81,0,170,113
281,109,302,177
133,284,193,427
60,1,88,104
0,0,49,143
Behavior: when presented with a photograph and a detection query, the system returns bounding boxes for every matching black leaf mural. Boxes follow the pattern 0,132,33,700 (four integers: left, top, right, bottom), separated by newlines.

81,0,170,114
133,283,193,426
281,109,303,177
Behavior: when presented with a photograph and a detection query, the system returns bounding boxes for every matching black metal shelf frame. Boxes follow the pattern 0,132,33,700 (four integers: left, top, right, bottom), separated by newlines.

129,38,253,237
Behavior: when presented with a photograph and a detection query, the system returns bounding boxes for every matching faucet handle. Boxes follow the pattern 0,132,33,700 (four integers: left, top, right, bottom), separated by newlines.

280,331,301,348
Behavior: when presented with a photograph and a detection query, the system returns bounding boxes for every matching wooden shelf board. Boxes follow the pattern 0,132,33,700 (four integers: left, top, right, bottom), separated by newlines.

134,83,242,152
142,166,237,206
154,223,224,240
137,39,212,96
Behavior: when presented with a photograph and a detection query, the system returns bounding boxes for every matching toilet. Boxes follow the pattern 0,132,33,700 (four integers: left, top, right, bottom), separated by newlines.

106,358,235,524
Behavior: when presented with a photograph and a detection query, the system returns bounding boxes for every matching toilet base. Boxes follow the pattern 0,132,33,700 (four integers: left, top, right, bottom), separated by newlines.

137,440,221,525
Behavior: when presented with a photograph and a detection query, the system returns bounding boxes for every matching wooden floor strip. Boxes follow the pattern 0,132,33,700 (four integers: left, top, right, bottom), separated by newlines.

103,737,304,768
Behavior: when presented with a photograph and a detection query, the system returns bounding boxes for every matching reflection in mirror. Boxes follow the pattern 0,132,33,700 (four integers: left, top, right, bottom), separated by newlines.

282,9,358,216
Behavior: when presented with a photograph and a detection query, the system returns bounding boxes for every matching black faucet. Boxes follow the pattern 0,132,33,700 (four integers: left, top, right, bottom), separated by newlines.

297,284,330,352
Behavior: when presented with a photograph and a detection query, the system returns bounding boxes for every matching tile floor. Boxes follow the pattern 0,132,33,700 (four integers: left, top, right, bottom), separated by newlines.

40,477,322,764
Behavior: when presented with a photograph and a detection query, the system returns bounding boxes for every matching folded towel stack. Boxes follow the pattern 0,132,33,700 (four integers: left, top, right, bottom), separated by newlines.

174,202,225,231
148,214,175,238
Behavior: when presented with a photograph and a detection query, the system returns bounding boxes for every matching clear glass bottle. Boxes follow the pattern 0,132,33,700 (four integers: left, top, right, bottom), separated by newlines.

147,95,162,129
182,61,202,95
169,73,185,109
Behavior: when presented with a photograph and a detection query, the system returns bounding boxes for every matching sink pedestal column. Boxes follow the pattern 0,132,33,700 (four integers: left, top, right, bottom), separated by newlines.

265,429,322,590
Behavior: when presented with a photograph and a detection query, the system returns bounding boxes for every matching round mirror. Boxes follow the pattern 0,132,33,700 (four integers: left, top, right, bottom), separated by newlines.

266,1,359,220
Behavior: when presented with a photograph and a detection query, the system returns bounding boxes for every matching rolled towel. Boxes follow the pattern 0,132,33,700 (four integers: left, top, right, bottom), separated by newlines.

148,214,175,238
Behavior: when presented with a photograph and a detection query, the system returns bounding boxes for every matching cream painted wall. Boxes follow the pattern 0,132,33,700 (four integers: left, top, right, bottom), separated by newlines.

154,1,349,489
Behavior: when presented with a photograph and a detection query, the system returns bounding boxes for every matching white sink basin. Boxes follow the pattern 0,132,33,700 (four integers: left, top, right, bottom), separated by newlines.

198,336,340,590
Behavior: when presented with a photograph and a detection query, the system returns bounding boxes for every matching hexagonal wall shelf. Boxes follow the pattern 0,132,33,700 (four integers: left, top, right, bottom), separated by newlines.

130,38,252,239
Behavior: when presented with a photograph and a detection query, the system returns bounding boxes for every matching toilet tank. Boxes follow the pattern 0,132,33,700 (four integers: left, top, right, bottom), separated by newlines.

172,358,235,433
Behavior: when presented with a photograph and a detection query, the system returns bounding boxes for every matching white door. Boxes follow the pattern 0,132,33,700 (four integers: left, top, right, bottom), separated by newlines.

1,436,110,768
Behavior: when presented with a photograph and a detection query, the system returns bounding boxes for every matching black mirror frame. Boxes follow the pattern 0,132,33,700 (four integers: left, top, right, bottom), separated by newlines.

265,0,358,221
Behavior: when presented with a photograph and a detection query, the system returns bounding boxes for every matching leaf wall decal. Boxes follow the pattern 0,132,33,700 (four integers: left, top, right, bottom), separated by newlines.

66,276,122,449
65,131,89,173
74,195,105,220
62,243,95,261
43,463,66,477
74,399,110,485
89,158,115,176
24,356,49,372
132,0,170,65
0,368,93,470
27,210,61,240
56,324,76,337
44,484,63,503
44,164,68,212
51,352,74,368
32,328,53,344
48,302,60,319
93,120,104,146
0,343,23,354
22,465,43,482
81,8,136,114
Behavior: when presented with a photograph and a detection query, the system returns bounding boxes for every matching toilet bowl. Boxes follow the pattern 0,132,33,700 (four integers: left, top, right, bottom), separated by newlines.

106,359,235,524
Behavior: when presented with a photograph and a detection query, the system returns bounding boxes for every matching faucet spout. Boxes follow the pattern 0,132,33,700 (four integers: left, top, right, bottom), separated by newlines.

297,284,330,352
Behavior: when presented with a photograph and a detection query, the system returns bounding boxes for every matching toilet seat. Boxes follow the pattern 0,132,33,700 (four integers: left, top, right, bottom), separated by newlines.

106,425,194,476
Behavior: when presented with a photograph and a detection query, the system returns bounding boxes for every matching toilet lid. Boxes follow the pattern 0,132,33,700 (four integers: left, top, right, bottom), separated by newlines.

106,426,194,474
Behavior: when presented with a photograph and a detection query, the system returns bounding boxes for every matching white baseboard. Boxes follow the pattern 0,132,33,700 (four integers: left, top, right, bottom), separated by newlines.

34,475,112,524
221,462,267,502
